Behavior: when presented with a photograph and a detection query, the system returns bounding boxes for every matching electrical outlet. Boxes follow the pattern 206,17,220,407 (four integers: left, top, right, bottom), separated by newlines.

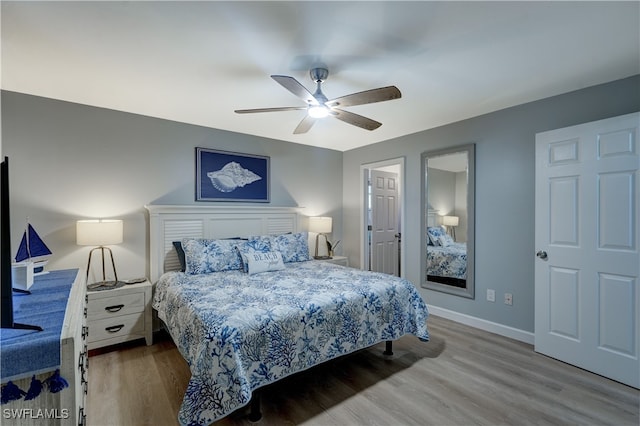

504,293,513,305
487,289,495,302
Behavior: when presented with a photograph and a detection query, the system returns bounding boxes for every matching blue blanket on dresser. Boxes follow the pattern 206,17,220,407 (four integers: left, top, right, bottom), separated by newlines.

154,261,429,426
0,269,77,382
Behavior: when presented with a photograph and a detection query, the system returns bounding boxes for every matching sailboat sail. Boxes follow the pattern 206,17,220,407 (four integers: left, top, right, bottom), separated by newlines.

15,224,52,263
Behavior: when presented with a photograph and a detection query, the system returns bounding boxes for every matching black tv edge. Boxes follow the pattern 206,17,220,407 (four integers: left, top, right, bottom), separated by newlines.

1,156,42,331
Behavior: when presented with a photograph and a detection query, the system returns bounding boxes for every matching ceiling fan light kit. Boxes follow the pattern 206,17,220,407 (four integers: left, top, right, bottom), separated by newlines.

235,67,401,134
308,105,329,118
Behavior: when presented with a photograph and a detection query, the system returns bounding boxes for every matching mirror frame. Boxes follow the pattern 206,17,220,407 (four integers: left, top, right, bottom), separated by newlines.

421,144,475,299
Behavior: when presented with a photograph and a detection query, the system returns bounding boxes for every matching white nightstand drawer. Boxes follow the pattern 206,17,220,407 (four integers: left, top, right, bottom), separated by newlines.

88,291,145,320
87,279,153,349
88,312,145,343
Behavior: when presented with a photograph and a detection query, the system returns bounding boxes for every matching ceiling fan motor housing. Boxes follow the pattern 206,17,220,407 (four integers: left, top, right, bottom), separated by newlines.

310,67,329,82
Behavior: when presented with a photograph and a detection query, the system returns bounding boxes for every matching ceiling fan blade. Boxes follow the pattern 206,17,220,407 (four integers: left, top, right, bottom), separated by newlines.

271,75,318,105
235,106,307,114
293,115,316,134
331,108,382,131
326,86,401,108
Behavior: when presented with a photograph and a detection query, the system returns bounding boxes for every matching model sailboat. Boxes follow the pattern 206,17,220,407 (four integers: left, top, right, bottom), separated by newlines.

12,223,52,290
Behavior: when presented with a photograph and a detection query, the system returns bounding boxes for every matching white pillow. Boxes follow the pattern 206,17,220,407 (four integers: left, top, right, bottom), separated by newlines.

243,251,285,275
437,234,454,247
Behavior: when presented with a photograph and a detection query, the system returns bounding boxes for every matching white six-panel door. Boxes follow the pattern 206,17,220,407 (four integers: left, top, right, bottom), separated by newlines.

370,170,399,276
535,112,639,388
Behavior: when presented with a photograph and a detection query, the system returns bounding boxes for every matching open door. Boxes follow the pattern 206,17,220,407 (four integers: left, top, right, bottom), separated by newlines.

370,169,399,276
361,159,404,276
535,112,639,388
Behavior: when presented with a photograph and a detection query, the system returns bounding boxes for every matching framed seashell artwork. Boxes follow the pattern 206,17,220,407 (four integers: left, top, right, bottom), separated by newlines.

196,147,270,202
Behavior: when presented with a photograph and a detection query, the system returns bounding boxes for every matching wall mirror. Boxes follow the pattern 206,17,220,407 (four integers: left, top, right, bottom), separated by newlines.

421,144,475,298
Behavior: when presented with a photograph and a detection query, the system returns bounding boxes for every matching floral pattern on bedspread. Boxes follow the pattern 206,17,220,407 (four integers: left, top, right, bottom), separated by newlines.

427,242,467,279
153,261,429,426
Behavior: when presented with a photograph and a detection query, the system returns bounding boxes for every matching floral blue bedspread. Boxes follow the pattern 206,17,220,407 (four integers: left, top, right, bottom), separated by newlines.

153,261,429,425
427,242,467,279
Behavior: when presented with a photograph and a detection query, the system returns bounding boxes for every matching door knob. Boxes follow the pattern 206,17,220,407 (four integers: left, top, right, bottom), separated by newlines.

536,250,548,260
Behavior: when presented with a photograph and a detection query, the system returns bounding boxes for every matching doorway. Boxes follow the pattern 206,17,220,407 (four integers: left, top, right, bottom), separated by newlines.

360,158,404,276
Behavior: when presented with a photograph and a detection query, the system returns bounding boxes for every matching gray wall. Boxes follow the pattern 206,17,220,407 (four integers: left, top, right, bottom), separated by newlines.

427,167,457,220
2,92,344,282
3,75,638,333
343,75,640,333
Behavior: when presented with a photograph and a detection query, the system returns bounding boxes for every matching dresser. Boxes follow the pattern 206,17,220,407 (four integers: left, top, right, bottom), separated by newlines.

0,269,87,426
86,279,152,350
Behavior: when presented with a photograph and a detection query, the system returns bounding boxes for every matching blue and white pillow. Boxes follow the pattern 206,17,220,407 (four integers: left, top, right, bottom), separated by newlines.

243,251,285,275
237,236,272,272
268,232,312,263
427,226,447,246
182,238,243,275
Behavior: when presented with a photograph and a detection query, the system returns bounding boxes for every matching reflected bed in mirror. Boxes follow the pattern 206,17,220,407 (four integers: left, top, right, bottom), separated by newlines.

421,144,475,298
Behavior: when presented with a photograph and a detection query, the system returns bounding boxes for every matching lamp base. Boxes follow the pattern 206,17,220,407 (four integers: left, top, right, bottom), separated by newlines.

87,281,126,290
86,246,120,288
87,280,124,290
313,255,333,260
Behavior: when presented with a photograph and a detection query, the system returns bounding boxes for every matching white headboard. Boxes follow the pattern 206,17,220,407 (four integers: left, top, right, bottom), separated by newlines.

145,205,302,283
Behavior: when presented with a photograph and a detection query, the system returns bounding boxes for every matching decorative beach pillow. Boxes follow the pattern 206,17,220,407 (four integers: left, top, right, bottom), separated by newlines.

243,251,285,275
182,238,243,274
268,232,312,263
437,234,454,247
237,236,272,272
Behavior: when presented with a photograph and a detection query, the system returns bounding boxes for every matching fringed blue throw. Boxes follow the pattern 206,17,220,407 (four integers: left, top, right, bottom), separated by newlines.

24,376,43,400
1,381,26,404
44,369,68,393
1,269,78,380
1,370,68,404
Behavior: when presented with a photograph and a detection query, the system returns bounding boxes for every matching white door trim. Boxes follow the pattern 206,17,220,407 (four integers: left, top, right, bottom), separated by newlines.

360,157,405,276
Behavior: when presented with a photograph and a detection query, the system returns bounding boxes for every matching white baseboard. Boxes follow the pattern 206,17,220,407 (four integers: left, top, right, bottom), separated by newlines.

427,305,535,345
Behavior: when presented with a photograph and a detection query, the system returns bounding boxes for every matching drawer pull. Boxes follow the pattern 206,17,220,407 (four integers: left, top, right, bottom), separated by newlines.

79,407,86,426
105,324,125,333
105,304,125,313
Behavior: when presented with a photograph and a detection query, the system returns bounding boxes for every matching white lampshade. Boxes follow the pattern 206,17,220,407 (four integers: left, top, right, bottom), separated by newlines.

308,216,332,234
77,220,123,246
442,215,459,227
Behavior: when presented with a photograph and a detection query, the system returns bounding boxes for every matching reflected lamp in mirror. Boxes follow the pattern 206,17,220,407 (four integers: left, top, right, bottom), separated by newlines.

308,216,332,259
442,215,459,241
77,219,123,288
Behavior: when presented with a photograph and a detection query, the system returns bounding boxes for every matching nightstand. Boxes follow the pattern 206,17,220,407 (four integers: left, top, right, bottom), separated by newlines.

317,255,349,267
86,279,152,350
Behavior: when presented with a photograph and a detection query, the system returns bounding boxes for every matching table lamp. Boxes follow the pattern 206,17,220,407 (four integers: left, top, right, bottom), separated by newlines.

308,216,332,259
442,215,459,241
77,219,123,288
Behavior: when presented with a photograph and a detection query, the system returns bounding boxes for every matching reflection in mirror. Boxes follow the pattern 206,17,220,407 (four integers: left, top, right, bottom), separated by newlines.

421,144,475,298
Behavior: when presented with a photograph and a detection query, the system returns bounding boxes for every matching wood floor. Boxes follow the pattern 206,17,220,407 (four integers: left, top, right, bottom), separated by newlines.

87,315,639,426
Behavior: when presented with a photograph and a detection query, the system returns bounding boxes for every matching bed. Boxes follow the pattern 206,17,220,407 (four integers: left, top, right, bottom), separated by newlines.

147,205,430,426
426,226,467,287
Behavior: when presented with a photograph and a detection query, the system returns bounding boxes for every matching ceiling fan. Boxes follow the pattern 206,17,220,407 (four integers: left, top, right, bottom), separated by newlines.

234,68,401,134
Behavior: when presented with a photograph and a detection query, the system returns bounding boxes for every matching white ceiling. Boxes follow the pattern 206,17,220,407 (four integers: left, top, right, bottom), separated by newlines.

2,1,638,152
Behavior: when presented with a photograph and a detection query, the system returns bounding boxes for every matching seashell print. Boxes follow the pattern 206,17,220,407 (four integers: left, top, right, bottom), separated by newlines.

207,161,262,193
